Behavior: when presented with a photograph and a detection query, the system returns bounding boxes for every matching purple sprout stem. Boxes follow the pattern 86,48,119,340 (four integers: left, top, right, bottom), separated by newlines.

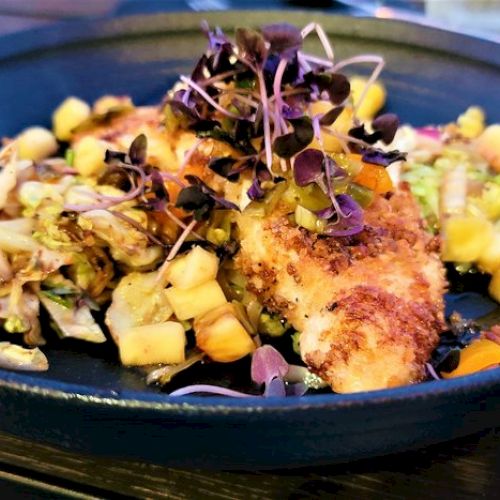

272,58,289,139
257,69,274,172
169,384,259,398
180,75,246,121
301,22,334,62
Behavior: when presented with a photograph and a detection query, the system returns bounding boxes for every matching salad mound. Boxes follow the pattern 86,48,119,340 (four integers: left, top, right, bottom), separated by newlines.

0,22,498,394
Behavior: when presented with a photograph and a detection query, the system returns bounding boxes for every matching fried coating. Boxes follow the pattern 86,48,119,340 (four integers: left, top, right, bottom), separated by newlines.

235,185,446,393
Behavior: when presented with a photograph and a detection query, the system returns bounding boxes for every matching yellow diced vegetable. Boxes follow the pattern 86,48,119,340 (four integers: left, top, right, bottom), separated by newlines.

194,303,255,362
73,136,108,177
457,106,485,139
309,100,354,153
165,280,227,320
17,127,58,162
441,339,500,378
477,231,500,274
52,97,91,141
442,215,494,262
350,77,386,121
119,322,186,366
489,269,500,302
476,124,500,172
166,246,219,289
93,95,133,115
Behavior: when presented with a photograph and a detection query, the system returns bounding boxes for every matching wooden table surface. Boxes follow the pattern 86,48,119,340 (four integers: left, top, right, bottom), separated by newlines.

0,428,498,499
0,3,498,498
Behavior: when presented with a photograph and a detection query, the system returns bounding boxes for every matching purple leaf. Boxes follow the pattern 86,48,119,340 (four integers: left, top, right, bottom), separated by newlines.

128,134,147,166
348,124,381,145
293,148,325,186
251,345,289,386
262,23,302,60
247,177,265,200
319,106,344,126
208,157,239,181
235,27,268,69
372,113,399,144
361,149,406,167
273,116,314,158
264,378,287,397
328,73,351,105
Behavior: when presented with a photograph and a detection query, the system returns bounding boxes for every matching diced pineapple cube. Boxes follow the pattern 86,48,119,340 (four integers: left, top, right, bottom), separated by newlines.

93,95,133,115
52,97,91,141
194,303,255,362
165,280,227,320
478,231,500,274
442,215,494,262
17,127,58,162
350,77,387,121
309,100,354,153
119,322,186,366
73,136,108,177
457,106,485,139
489,269,500,303
166,246,219,289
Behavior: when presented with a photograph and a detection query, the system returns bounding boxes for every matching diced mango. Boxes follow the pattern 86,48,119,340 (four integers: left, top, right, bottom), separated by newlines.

165,280,227,320
350,77,386,121
476,124,500,172
309,100,353,153
457,106,485,139
52,97,91,141
478,231,500,274
194,303,255,362
441,339,500,378
93,95,133,115
166,246,219,289
442,215,494,262
119,322,186,366
17,127,58,162
73,136,108,177
353,162,393,194
489,269,500,303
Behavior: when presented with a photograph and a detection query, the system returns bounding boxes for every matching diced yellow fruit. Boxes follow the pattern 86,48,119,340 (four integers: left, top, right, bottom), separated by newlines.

441,339,500,378
17,127,58,162
73,136,108,177
194,303,255,362
119,322,186,366
93,95,133,115
309,100,354,153
478,232,500,274
166,246,219,289
52,97,91,141
476,124,500,172
350,77,386,120
457,106,485,139
442,216,494,262
165,280,227,320
489,269,500,302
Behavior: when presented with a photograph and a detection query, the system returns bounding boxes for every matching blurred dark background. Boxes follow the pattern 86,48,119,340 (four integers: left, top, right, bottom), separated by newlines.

0,1,498,38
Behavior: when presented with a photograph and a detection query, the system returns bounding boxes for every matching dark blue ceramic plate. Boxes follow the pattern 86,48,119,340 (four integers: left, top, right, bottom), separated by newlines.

0,12,499,470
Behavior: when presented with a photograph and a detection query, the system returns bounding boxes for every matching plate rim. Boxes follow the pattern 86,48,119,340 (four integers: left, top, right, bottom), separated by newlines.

0,10,499,413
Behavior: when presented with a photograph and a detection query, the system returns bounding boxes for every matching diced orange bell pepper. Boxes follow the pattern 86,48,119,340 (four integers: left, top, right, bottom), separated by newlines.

349,154,393,194
441,339,500,379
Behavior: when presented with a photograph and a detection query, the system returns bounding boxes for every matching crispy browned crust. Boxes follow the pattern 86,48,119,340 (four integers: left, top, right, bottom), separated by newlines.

236,184,447,393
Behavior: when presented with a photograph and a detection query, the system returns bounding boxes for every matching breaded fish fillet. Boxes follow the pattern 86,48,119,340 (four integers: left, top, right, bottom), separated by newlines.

235,185,446,393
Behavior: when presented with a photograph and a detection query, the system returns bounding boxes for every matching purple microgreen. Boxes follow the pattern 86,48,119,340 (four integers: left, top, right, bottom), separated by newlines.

264,378,286,397
166,99,200,127
293,148,325,186
208,157,239,181
348,124,380,145
201,21,229,52
323,194,364,237
128,134,147,166
105,149,127,164
169,384,258,398
262,23,302,60
235,27,268,70
319,106,344,126
247,177,265,200
273,116,314,158
282,104,303,119
304,72,350,104
256,160,272,182
177,175,239,220
251,345,289,386
361,148,407,167
372,113,399,144
191,53,209,83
